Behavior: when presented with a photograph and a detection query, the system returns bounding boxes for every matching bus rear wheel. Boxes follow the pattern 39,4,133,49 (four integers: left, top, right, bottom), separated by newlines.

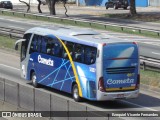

31,72,39,88
72,84,82,102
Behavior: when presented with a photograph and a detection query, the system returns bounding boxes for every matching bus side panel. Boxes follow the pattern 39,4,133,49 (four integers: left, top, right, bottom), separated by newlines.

75,63,97,100
28,53,75,93
27,53,97,100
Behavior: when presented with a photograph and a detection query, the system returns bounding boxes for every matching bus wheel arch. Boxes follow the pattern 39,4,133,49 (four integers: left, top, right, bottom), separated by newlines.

30,70,39,88
30,70,35,80
72,83,82,102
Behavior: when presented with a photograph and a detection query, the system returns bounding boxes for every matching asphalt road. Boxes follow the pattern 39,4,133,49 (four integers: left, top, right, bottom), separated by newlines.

0,15,160,119
0,47,160,120
0,15,160,59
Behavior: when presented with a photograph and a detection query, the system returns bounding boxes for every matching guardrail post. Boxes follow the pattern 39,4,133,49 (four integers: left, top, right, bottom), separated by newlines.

49,94,52,120
74,21,77,25
33,88,35,111
17,83,20,110
9,29,12,38
104,25,107,29
67,100,69,120
142,62,146,70
3,78,5,102
121,27,123,31
86,106,88,120
1,78,5,110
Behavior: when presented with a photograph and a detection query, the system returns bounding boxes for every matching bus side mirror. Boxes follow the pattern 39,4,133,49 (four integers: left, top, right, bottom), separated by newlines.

15,43,18,50
15,39,26,51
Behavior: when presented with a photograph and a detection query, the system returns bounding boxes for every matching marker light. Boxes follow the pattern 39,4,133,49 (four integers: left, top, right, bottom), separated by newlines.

98,77,106,92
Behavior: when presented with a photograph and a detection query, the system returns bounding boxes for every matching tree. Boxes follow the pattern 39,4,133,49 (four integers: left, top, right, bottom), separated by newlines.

46,0,68,15
19,0,30,13
37,0,42,13
129,0,137,16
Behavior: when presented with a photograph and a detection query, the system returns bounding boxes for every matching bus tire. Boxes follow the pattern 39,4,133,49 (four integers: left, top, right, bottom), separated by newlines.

72,84,82,102
31,72,39,88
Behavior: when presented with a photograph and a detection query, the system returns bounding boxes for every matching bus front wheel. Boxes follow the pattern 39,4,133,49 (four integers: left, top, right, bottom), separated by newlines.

72,84,82,102
31,72,39,88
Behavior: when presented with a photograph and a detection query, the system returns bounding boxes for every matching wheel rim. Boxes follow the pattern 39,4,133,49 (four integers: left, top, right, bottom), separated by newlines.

32,74,36,85
73,87,79,99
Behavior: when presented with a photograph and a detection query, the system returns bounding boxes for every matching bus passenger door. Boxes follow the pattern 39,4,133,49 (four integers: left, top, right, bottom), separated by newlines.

20,33,32,79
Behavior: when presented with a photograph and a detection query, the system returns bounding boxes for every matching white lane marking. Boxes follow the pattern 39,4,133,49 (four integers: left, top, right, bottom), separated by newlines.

0,64,20,71
9,25,24,30
122,100,158,111
138,41,160,46
152,52,160,55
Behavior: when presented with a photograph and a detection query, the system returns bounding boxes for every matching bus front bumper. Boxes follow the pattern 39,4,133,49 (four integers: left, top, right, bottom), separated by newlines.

97,89,139,101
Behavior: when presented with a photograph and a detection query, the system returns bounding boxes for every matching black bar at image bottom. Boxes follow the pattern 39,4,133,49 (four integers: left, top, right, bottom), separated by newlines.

0,111,160,118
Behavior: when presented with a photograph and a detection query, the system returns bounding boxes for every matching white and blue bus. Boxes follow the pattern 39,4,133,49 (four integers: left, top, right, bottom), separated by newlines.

15,26,140,101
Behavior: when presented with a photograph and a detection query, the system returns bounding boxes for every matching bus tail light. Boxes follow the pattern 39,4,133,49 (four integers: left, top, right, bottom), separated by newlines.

98,77,106,92
135,74,140,89
133,42,137,45
102,43,107,46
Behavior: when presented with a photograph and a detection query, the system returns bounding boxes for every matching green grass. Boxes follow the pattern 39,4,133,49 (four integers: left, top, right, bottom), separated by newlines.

140,70,160,88
0,35,15,50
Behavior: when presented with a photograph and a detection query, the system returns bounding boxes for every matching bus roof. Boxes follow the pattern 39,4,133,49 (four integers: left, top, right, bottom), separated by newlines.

25,26,131,45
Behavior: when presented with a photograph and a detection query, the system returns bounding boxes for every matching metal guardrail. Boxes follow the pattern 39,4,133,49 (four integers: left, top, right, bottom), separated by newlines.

0,26,160,71
0,77,112,120
0,9,160,37
140,56,160,71
0,26,23,39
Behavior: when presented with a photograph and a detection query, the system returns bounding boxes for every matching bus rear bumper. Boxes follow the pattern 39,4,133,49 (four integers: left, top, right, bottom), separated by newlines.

97,89,139,101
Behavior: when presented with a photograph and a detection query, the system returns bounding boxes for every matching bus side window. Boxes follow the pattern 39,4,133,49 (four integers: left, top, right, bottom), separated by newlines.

63,41,74,59
30,35,38,53
52,43,61,57
90,48,97,64
46,37,62,57
74,44,84,63
41,36,47,54
37,36,42,52
46,37,52,55
84,46,97,65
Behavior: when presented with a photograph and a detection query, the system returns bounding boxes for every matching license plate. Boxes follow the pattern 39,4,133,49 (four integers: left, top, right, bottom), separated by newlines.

117,94,124,98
